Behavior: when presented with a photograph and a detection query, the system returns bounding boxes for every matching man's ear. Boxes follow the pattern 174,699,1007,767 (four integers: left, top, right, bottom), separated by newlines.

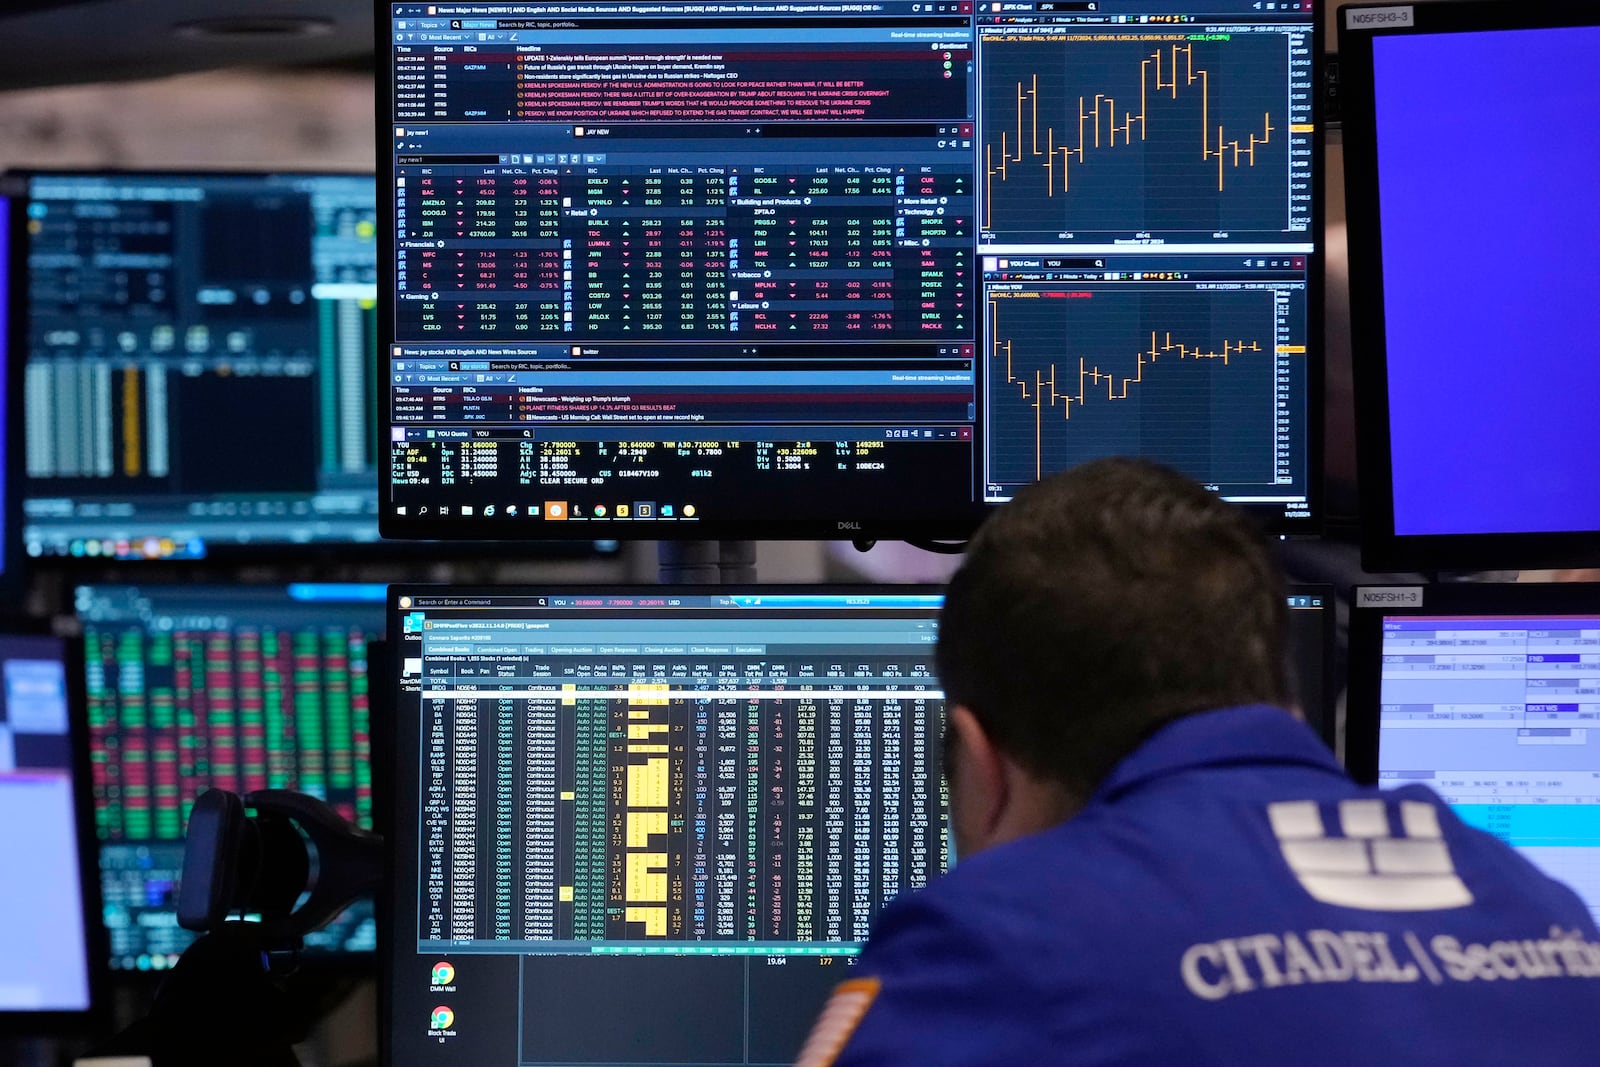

948,705,1010,854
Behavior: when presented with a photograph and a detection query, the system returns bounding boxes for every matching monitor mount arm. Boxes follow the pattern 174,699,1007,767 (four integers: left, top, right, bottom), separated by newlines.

88,790,383,1067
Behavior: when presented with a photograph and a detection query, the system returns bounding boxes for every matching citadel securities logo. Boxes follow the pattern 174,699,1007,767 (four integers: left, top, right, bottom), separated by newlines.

1345,6,1414,29
1268,798,1472,911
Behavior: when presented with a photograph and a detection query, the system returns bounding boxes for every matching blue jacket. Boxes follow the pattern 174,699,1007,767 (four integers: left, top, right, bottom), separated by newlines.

817,705,1600,1066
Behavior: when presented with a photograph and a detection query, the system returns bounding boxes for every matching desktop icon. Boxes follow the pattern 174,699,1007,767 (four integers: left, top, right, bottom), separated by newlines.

616,504,630,518
431,1006,455,1030
545,501,569,520
431,961,456,986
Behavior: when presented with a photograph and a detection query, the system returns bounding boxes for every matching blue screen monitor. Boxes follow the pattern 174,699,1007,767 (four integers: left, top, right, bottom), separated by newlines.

76,582,385,972
1347,582,1600,925
1340,1,1600,569
0,631,101,1031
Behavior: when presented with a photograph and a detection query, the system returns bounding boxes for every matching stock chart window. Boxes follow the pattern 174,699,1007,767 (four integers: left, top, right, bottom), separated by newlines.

975,2,1316,518
378,0,1317,538
77,583,384,970
1376,613,1600,925
20,172,379,560
386,589,948,1066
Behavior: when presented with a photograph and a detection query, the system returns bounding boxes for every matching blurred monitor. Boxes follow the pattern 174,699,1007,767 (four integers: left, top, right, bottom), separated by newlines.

1339,1,1600,569
385,587,948,1066
76,582,384,971
1347,582,1600,923
0,630,101,1029
15,171,378,561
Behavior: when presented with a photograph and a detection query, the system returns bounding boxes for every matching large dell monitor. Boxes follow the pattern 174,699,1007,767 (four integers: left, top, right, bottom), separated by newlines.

1346,582,1600,924
383,583,1330,1065
76,582,384,971
0,630,102,1031
1339,1,1600,570
376,0,1321,541
385,587,949,1065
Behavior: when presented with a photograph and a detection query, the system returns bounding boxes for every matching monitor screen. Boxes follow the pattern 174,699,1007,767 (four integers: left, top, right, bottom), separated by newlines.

376,0,1319,540
18,171,379,561
0,632,95,1019
1347,583,1600,925
76,582,384,971
385,587,948,1066
1339,2,1600,568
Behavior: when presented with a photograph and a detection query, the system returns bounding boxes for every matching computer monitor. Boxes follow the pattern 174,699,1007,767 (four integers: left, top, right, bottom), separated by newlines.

384,587,948,1066
0,629,102,1031
13,170,378,561
76,582,385,971
1346,582,1600,923
1339,1,1600,570
375,0,1320,541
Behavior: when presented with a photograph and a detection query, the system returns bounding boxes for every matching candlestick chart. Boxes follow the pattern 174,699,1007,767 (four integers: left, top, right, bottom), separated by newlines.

984,285,1280,490
980,32,1291,237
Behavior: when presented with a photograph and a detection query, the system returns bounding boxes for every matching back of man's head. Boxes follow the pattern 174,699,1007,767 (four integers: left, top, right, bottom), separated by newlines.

936,457,1291,801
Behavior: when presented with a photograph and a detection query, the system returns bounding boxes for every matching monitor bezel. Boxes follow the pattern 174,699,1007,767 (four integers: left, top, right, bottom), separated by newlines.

371,0,1326,542
1285,582,1337,751
0,625,109,1037
4,168,617,567
1344,580,1600,786
1339,0,1600,571
1,187,28,597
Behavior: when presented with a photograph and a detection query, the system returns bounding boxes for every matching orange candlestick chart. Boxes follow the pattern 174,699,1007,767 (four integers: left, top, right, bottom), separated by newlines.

984,286,1281,491
979,33,1291,237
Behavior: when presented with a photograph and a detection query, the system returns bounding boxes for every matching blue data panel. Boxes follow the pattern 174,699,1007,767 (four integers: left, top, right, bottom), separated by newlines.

1377,613,1600,923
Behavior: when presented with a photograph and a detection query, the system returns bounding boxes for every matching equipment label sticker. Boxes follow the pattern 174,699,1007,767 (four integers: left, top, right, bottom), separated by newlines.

1345,6,1415,29
1357,587,1424,608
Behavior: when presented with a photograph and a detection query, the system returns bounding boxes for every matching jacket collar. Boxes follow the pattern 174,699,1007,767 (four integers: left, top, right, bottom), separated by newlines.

1090,704,1346,804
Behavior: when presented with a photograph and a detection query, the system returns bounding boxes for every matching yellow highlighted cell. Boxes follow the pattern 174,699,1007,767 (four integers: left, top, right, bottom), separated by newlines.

627,758,670,809
626,854,668,903
626,905,667,937
627,811,669,847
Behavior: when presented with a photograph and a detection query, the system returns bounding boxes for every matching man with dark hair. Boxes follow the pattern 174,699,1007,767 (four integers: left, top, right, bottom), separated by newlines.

797,458,1600,1067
